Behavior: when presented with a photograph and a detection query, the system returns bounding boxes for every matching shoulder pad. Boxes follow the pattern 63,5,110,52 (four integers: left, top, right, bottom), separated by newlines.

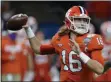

87,34,104,52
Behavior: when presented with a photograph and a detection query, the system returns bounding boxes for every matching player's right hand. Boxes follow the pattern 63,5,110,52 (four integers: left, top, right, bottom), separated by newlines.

7,13,28,31
22,24,29,29
22,14,29,29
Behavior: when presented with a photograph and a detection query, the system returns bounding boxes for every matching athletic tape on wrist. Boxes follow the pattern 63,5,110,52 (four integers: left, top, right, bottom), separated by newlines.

79,52,90,63
25,26,35,38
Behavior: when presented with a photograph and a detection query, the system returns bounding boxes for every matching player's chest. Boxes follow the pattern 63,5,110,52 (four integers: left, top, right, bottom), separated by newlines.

54,35,87,53
53,36,70,54
54,35,86,72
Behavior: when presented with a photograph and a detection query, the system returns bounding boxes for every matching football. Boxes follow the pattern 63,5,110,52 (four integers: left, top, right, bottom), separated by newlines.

7,14,28,31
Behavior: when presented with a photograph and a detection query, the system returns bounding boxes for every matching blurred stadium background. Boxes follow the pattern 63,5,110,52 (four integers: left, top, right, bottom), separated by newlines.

1,1,111,82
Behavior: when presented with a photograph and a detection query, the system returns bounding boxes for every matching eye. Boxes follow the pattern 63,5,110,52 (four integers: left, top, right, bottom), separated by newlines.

83,18,89,24
74,18,81,22
74,18,81,21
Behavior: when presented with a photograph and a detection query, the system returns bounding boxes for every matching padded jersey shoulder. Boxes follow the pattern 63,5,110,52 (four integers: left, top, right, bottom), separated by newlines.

86,34,104,52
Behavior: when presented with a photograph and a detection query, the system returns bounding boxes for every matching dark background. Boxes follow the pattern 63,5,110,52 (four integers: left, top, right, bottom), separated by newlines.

1,1,111,39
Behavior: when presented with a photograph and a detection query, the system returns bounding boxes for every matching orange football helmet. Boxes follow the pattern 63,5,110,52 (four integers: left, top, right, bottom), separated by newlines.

65,6,91,35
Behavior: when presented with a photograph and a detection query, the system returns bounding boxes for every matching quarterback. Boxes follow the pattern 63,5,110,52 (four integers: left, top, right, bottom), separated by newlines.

20,6,104,81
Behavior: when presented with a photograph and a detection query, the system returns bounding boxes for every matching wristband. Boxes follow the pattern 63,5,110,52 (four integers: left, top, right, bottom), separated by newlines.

24,26,35,38
23,71,34,81
79,52,90,63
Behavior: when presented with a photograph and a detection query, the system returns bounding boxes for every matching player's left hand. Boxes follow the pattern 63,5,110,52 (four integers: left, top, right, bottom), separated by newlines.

69,39,81,55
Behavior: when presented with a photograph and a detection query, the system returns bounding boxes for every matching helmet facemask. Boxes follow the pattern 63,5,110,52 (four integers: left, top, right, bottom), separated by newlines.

66,15,90,35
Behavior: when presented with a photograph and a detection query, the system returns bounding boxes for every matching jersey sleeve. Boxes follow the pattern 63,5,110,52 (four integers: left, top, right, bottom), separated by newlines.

40,44,55,55
40,33,59,55
91,50,104,66
87,34,104,52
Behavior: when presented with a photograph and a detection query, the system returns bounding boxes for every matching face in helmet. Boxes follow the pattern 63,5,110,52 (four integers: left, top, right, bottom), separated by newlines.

65,6,91,35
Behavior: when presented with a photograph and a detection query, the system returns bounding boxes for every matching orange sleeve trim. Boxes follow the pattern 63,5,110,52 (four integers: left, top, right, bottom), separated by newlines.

40,44,55,55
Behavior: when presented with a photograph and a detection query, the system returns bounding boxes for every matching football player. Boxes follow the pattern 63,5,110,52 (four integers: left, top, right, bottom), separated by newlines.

34,31,52,82
19,6,104,81
100,21,111,73
95,21,111,81
16,16,38,81
2,30,22,81
1,29,34,81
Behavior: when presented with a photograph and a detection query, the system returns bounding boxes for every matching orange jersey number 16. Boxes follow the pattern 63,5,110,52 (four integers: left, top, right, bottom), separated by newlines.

62,50,82,72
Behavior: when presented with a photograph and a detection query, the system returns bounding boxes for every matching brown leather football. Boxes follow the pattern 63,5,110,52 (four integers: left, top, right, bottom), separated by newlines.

7,14,28,31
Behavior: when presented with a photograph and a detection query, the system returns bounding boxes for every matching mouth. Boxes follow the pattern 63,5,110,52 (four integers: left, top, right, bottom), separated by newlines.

78,27,85,29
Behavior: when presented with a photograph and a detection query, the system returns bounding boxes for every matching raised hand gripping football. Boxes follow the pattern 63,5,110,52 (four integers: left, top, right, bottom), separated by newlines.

7,13,28,31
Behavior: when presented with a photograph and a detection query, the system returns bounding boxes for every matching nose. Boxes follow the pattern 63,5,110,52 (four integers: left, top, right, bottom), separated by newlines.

81,24,84,26
80,19,85,26
81,19,84,24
